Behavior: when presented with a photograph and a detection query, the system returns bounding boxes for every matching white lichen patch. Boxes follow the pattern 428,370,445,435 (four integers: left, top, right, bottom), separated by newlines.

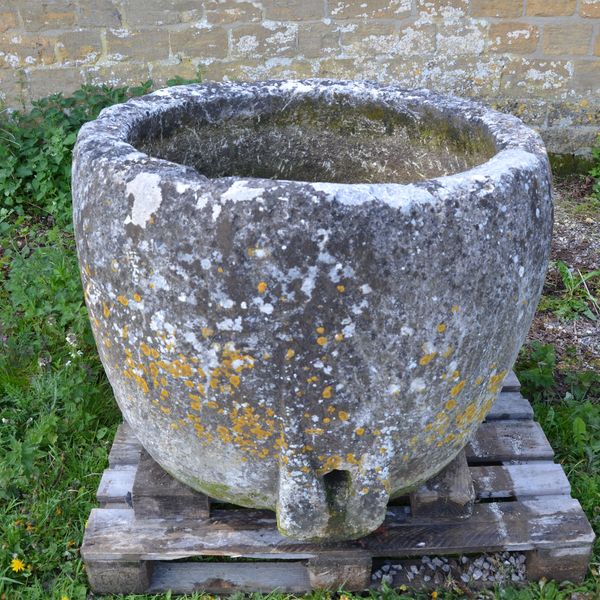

124,172,163,228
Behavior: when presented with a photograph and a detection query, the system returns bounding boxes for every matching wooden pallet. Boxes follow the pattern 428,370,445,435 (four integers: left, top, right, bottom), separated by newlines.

82,372,595,595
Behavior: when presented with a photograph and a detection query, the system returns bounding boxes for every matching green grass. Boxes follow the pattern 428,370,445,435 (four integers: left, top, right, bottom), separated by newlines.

0,85,599,599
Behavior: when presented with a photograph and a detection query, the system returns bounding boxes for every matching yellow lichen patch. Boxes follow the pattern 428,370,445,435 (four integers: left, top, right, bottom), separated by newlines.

445,398,457,411
217,266,224,273
316,326,325,334
487,370,508,394
322,386,333,399
305,427,324,435
257,281,268,294
229,374,241,388
285,349,296,360
307,375,319,383
442,346,453,359
121,325,129,339
217,425,233,444
201,327,214,338
160,406,171,415
373,429,381,436
117,295,129,306
133,293,141,302
336,284,346,293
451,305,460,313
140,342,152,357
419,352,436,366
450,380,466,397
160,389,169,399
451,370,460,380
437,323,446,333
102,303,110,318
149,282,155,289
316,336,328,346
475,376,484,385
338,411,349,421
301,466,310,473
318,455,342,474
334,333,344,342
355,427,365,436
456,403,477,427
323,417,331,424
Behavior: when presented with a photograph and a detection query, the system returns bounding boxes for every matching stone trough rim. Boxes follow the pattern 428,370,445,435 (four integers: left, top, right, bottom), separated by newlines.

74,78,549,215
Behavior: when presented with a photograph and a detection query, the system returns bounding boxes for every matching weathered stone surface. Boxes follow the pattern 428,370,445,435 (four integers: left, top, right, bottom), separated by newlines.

470,0,523,18
329,0,412,19
526,0,576,16
581,0,600,18
73,80,552,542
170,26,228,60
489,22,538,54
543,24,593,56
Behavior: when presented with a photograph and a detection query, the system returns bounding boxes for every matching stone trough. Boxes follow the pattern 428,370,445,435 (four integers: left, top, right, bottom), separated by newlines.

72,80,553,542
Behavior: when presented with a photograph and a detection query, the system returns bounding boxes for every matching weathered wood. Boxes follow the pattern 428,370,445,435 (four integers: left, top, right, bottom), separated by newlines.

502,371,521,392
526,545,593,584
307,552,372,591
148,561,311,594
410,450,474,519
472,463,570,499
486,392,533,421
133,449,210,520
81,496,594,561
83,378,596,594
108,423,142,467
85,560,151,595
466,421,554,463
97,466,135,508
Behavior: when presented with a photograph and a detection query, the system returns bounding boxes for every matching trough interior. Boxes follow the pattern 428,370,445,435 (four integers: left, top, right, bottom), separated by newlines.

130,95,497,184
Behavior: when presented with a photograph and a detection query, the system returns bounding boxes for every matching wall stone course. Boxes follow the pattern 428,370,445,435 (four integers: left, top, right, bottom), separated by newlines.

264,0,324,22
77,0,122,28
328,0,412,20
543,24,593,56
581,0,600,18
526,0,577,17
105,29,170,62
489,22,538,54
204,1,262,24
0,0,598,156
17,1,77,32
170,26,228,59
0,10,17,32
470,0,523,18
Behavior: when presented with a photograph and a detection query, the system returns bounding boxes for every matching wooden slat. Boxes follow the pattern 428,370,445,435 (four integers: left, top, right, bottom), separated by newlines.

410,450,474,519
486,392,533,421
108,423,142,468
81,496,594,561
502,371,521,392
148,561,311,594
133,450,210,519
466,421,553,463
471,463,570,499
97,466,136,507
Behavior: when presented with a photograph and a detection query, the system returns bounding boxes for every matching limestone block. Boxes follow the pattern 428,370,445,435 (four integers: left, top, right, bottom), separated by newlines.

470,0,523,18
489,22,538,54
526,0,576,17
543,24,593,56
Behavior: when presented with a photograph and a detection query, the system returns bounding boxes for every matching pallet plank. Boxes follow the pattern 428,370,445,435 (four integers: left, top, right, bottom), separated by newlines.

486,392,533,421
466,421,553,463
108,423,142,467
81,496,593,561
148,561,311,594
97,466,136,507
472,463,570,499
133,450,210,519
410,450,474,519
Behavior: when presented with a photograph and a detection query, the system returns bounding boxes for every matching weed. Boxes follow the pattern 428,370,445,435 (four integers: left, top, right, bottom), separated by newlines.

538,260,600,321
591,133,600,199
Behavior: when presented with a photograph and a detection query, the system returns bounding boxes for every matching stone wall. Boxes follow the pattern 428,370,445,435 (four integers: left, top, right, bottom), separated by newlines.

1,0,599,155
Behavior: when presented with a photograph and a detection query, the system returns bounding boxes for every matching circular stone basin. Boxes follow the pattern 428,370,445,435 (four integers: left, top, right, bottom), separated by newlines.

73,80,553,542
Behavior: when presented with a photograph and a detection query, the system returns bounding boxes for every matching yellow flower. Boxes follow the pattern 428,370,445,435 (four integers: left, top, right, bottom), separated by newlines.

10,557,25,572
431,591,438,599
61,595,70,600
